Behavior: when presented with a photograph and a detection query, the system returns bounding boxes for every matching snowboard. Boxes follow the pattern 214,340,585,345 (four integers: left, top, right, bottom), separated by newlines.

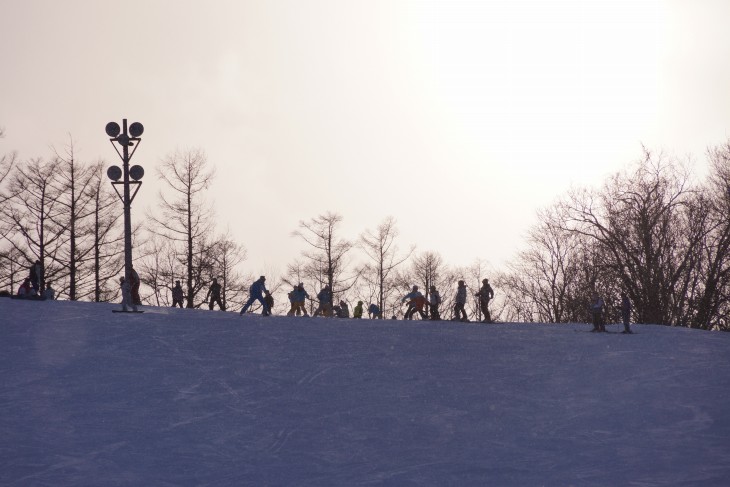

112,309,145,313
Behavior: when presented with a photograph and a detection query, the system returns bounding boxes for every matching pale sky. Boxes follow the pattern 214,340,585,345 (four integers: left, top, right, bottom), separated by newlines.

2,0,730,275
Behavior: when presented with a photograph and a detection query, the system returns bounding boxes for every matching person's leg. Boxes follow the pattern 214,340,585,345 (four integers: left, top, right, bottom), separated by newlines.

240,296,256,314
258,296,270,315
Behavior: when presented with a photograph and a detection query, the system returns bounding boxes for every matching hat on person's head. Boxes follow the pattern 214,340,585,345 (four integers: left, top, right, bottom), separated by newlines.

483,278,489,283
260,276,266,281
412,285,418,291
458,280,465,285
176,280,180,284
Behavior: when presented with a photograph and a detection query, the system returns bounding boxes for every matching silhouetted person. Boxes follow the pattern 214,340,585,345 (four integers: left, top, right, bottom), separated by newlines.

313,284,333,317
428,285,441,320
130,267,141,305
171,280,184,308
476,278,494,323
119,276,137,312
621,292,633,334
454,280,468,321
206,278,225,310
591,292,605,332
240,276,270,316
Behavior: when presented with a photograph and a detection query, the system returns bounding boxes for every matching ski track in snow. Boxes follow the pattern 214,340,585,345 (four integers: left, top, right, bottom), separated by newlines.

1,298,730,485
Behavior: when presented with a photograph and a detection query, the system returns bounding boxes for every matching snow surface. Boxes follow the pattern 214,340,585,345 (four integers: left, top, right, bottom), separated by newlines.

1,298,730,486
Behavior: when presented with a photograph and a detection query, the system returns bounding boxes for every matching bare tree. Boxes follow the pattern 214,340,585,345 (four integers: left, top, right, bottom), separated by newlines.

51,137,99,300
148,148,216,307
85,161,125,302
209,231,248,311
292,212,355,300
498,207,585,323
358,216,414,318
1,157,67,291
558,148,703,325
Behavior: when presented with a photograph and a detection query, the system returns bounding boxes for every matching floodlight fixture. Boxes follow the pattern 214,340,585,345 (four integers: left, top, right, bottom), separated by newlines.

129,122,144,137
129,165,144,181
107,165,122,181
105,122,121,137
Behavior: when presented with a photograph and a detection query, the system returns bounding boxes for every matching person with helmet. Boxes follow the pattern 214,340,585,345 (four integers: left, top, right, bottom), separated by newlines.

454,280,468,322
239,276,270,316
475,278,494,323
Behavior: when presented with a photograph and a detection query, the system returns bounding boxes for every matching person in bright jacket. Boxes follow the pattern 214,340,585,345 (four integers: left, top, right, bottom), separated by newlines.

239,276,270,315
287,283,310,316
401,285,427,320
353,301,364,319
313,284,333,317
17,278,32,297
454,280,468,321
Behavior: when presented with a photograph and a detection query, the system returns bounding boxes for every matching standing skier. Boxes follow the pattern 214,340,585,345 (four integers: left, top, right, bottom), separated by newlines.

130,267,141,305
239,276,270,316
475,278,495,323
428,285,441,320
454,280,468,322
313,284,334,317
119,276,137,312
171,280,184,308
29,260,42,292
590,292,605,332
621,292,633,334
206,278,225,310
401,285,427,320
353,301,364,319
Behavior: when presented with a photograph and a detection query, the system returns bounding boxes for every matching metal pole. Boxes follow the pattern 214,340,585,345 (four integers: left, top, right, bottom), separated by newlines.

122,119,133,285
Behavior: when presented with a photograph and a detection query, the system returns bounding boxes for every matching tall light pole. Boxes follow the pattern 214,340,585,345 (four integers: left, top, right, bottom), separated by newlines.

106,119,145,287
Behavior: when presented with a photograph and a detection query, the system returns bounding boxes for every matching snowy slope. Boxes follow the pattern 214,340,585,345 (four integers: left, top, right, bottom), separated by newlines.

1,298,729,486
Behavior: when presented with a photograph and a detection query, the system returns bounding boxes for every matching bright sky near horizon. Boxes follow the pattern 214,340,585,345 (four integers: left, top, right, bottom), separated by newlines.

2,1,730,276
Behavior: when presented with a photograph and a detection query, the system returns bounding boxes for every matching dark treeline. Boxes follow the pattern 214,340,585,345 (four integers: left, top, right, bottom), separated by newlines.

2,129,729,330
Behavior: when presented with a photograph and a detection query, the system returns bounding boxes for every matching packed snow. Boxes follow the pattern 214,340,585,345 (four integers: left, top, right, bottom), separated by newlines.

2,298,729,486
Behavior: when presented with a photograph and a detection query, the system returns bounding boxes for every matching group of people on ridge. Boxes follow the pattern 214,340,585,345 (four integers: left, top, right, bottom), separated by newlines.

398,278,494,323
14,260,55,300
231,277,496,323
